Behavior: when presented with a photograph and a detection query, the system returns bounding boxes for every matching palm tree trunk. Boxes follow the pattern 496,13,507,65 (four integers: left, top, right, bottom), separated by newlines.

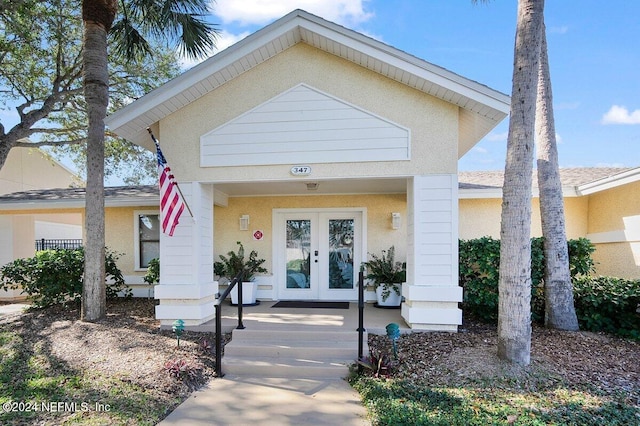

498,0,545,365
535,24,579,331
81,0,117,321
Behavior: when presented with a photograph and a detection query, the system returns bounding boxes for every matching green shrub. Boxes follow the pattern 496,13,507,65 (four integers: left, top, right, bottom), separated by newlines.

143,258,160,285
567,237,597,277
459,237,501,322
573,276,640,339
214,241,267,281
0,248,130,308
459,237,595,323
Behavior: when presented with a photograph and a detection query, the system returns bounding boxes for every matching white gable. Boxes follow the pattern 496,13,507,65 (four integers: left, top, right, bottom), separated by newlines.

200,84,410,167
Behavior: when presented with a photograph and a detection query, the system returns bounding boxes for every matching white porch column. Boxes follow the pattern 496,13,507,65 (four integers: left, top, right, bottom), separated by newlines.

402,174,462,331
154,182,217,327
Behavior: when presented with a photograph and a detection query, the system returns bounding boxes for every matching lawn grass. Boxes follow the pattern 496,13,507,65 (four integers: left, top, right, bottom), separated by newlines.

0,299,215,426
350,375,639,425
0,329,177,425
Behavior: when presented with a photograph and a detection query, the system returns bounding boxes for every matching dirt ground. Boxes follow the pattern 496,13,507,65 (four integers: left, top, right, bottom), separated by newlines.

2,298,639,420
369,320,640,408
0,298,225,423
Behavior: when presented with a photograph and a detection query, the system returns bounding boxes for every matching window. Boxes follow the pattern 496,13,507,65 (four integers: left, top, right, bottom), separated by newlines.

134,211,159,270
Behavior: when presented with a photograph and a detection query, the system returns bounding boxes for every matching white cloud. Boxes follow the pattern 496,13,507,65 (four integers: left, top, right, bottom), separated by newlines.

486,131,508,142
179,30,251,70
602,105,640,125
548,25,569,34
214,30,252,53
555,101,580,110
214,0,374,27
472,146,488,154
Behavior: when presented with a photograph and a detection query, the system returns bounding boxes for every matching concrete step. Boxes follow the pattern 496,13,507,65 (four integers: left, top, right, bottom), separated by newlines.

229,327,363,343
222,327,368,379
224,340,359,359
222,356,353,378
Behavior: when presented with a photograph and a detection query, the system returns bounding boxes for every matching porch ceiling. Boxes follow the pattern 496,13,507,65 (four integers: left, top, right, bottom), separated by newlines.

213,177,407,197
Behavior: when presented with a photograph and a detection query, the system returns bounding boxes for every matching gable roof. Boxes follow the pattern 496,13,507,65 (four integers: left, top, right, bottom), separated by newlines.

459,167,640,198
105,9,510,153
0,146,83,195
0,185,159,210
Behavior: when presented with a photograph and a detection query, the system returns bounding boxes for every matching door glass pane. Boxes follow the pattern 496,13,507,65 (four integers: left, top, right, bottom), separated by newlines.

286,220,311,289
328,219,354,289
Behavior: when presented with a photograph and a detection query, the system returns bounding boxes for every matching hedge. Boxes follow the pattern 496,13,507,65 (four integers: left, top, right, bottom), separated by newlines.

460,237,640,338
0,248,130,308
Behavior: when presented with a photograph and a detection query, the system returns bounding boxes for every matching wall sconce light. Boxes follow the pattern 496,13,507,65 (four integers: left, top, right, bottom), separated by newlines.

239,215,250,231
391,212,401,230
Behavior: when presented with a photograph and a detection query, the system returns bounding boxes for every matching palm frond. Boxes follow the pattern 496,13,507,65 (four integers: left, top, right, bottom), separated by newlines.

110,0,218,61
110,18,152,61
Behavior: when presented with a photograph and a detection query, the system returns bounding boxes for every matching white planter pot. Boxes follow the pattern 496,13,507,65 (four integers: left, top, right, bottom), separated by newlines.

375,284,401,307
230,282,257,305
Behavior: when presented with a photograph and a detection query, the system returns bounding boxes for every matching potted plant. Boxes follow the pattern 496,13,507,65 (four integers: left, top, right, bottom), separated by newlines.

363,246,405,307
214,241,267,305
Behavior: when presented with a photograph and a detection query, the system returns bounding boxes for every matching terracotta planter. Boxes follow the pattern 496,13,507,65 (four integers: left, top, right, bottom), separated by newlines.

230,282,257,305
375,283,401,307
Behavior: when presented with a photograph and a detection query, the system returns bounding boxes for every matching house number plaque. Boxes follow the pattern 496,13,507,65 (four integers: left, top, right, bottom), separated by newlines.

290,165,311,176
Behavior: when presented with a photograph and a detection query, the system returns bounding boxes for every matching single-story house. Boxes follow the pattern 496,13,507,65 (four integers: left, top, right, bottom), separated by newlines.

3,10,636,331
100,9,512,330
459,167,640,279
0,146,82,195
0,147,83,299
1,167,638,318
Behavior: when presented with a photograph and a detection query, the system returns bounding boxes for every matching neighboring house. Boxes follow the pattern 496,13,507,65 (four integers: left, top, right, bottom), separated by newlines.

460,167,640,280
0,147,84,299
101,9,510,330
0,186,158,300
1,168,637,308
0,146,81,195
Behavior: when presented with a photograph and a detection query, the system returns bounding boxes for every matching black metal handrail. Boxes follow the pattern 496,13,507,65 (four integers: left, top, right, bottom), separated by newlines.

357,270,365,370
214,271,245,377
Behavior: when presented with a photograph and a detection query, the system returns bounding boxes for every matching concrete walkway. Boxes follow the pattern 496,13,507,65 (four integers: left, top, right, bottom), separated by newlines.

0,302,30,317
158,375,370,425
157,302,404,425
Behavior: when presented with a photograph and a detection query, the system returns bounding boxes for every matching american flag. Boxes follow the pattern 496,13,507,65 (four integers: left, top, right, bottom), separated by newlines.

155,142,185,236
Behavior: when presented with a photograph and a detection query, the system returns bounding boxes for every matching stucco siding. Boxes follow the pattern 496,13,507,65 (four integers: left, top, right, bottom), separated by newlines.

159,43,458,183
586,181,640,279
591,243,640,279
213,193,407,273
0,148,79,195
587,181,640,234
105,207,142,277
459,196,589,240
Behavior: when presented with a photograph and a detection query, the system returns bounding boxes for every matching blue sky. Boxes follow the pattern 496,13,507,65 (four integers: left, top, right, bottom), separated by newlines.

203,0,640,171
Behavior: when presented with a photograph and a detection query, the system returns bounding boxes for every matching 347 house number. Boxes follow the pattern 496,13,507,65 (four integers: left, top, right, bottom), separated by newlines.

290,166,311,176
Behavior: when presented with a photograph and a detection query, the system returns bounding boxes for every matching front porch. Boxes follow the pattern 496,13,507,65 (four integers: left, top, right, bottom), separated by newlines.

189,301,412,378
215,300,410,335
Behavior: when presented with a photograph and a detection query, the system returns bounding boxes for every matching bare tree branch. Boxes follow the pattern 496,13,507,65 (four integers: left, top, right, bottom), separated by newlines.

15,137,86,148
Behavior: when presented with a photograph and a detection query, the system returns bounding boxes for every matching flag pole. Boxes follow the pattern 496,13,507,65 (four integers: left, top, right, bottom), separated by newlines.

147,128,195,219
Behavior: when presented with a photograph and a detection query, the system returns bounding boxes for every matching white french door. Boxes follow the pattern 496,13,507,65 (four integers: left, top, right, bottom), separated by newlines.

276,210,363,301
